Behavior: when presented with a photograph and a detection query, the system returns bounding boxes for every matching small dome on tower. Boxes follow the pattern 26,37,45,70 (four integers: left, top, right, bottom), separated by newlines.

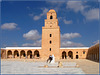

49,9,56,13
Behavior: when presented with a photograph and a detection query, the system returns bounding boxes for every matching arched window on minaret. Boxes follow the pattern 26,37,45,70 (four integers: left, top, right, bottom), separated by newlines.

50,48,51,51
50,40,52,44
50,15,53,19
50,34,52,37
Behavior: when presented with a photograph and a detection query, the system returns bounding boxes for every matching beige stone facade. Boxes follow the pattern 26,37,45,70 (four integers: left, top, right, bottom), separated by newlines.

60,48,88,59
1,49,6,59
86,43,99,62
0,9,99,61
41,9,60,59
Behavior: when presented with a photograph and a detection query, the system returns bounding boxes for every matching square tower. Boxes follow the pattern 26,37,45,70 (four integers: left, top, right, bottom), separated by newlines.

41,9,60,59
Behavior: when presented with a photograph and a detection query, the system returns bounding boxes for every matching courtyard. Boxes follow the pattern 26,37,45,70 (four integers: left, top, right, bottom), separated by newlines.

1,59,99,74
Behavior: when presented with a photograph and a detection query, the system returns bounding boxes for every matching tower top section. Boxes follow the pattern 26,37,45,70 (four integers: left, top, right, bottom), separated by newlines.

48,9,56,13
47,9,57,20
43,9,59,28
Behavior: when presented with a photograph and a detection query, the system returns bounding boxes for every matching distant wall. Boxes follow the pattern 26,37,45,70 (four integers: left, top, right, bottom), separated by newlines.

1,43,99,61
60,48,88,59
86,43,99,62
1,49,6,59
1,49,42,59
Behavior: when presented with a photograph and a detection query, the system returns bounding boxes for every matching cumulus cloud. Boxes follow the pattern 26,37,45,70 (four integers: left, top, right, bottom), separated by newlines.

22,40,41,47
46,1,64,12
61,41,84,47
1,23,17,30
33,16,41,20
33,8,49,20
63,19,72,24
61,33,81,40
84,8,99,21
26,6,31,10
23,30,41,40
93,40,99,44
58,17,62,21
46,1,65,4
67,1,99,21
67,1,86,12
61,32,83,47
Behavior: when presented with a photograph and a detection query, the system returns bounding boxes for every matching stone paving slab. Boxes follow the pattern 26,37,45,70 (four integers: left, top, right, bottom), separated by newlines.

47,62,76,66
1,61,85,74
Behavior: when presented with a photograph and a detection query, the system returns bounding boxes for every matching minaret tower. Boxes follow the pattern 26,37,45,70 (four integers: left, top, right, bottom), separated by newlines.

41,9,60,59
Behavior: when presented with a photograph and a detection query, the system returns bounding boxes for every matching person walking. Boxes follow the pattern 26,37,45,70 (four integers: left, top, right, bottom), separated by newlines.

47,55,53,63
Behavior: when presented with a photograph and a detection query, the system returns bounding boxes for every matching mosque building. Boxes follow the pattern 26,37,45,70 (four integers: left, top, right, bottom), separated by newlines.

1,9,99,62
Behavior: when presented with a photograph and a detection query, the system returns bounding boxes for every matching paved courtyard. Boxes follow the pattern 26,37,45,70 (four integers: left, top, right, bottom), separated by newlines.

1,59,99,74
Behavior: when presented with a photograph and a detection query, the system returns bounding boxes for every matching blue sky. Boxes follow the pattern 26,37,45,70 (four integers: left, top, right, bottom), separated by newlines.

0,0,99,48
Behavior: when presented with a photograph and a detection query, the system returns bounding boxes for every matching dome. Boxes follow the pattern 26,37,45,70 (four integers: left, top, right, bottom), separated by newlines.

49,9,56,13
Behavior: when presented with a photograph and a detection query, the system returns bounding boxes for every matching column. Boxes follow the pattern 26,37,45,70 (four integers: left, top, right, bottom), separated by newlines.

90,54,92,60
19,51,20,59
97,53,98,60
12,51,14,58
93,54,94,60
66,52,68,59
6,51,7,59
32,53,34,59
32,51,34,59
92,54,94,60
73,52,75,59
95,54,96,60
25,51,27,59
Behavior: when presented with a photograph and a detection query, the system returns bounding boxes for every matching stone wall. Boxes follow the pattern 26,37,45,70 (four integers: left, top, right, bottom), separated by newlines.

1,49,42,59
1,49,6,59
1,48,89,60
60,48,88,59
86,43,99,62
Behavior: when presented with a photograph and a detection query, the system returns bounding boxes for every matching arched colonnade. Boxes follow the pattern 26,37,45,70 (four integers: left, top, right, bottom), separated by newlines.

7,50,40,59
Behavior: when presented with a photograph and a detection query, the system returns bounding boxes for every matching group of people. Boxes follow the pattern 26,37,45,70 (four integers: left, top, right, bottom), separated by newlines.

47,55,55,63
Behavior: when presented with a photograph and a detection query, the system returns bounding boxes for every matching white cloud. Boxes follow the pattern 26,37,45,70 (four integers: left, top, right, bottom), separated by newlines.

33,8,49,20
67,1,86,12
33,16,41,20
23,30,41,40
61,41,84,47
1,23,17,30
22,40,41,47
67,1,99,21
63,19,72,24
58,17,62,20
84,8,99,20
26,6,31,10
46,1,64,4
41,8,49,16
46,1,64,12
93,40,99,44
61,33,81,40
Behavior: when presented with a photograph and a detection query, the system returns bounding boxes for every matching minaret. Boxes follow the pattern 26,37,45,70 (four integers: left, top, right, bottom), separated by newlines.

41,9,60,59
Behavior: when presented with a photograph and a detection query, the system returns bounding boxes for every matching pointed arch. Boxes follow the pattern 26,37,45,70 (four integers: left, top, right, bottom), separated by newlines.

68,51,73,59
27,50,32,59
14,50,19,58
34,50,40,58
50,15,53,19
20,50,26,59
7,50,12,58
62,51,66,59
